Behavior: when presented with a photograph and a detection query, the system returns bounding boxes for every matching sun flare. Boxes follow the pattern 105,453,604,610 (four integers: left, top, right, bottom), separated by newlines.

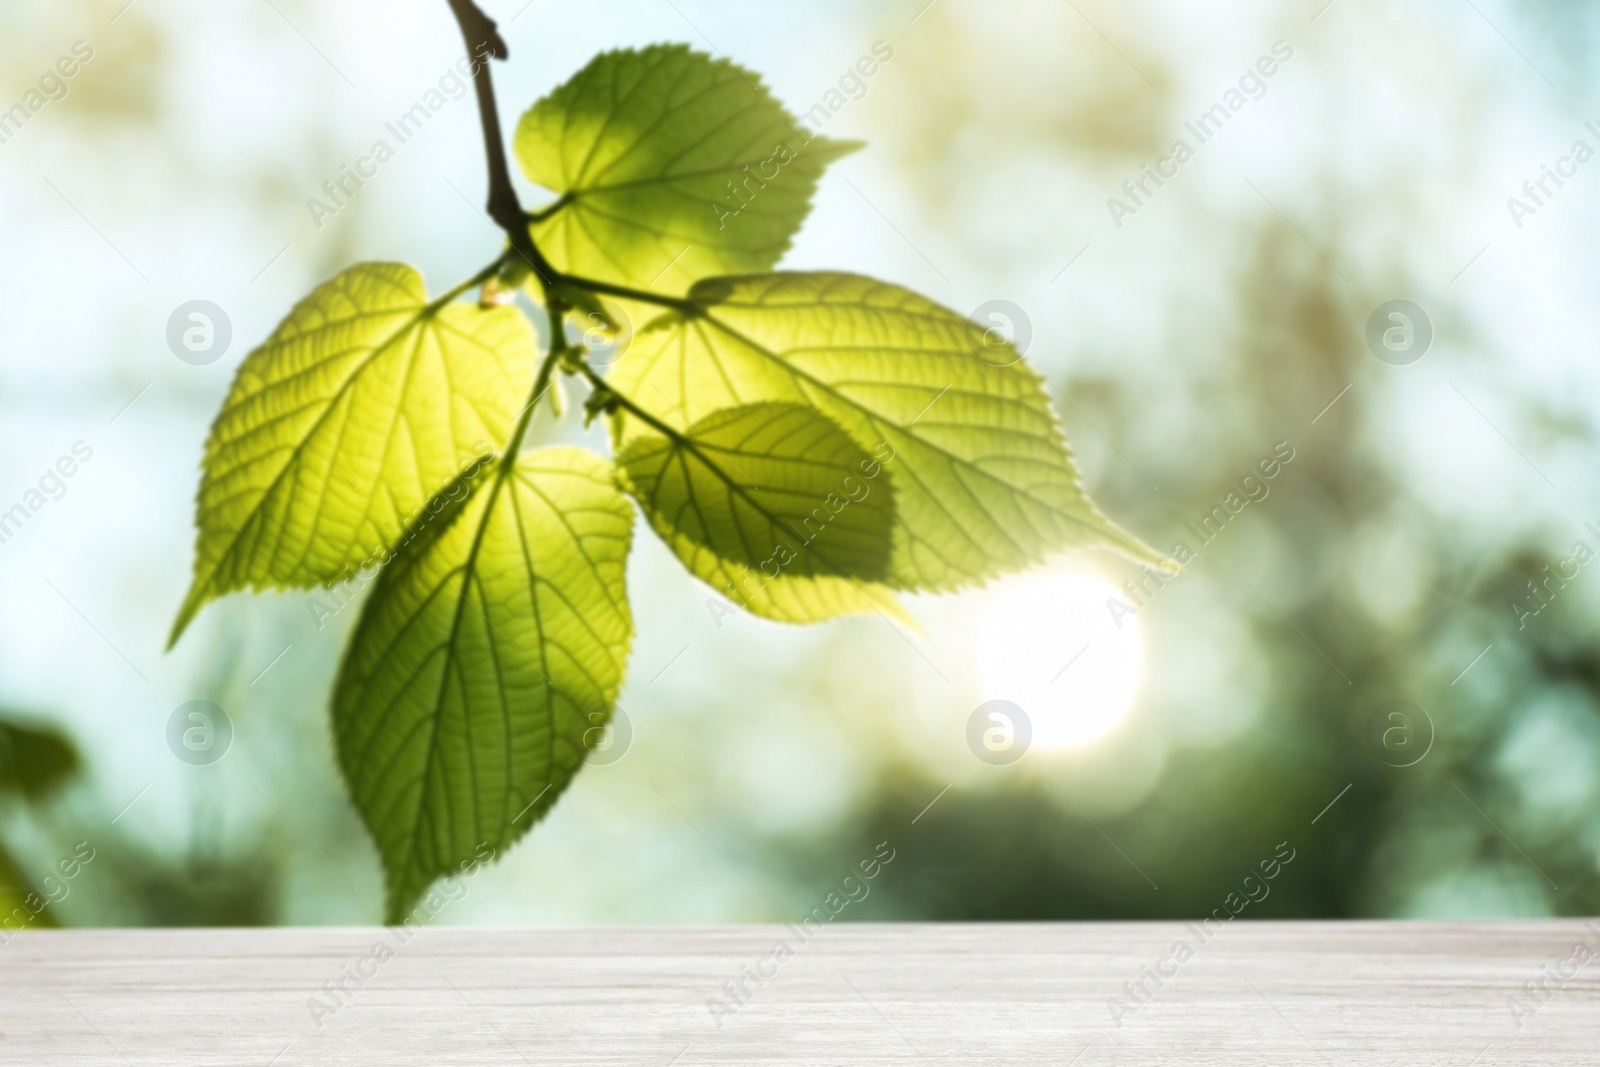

975,571,1145,752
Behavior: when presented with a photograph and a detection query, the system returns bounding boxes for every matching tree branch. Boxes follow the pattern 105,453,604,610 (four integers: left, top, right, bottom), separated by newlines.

446,0,507,58
445,0,557,283
444,1,703,317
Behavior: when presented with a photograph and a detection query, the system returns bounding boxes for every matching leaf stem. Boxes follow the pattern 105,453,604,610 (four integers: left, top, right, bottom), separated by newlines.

559,276,701,313
544,298,570,360
425,255,510,313
527,194,572,223
500,344,565,476
572,363,693,446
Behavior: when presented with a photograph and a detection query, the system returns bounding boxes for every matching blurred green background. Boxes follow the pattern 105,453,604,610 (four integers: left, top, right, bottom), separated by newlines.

1,0,1598,926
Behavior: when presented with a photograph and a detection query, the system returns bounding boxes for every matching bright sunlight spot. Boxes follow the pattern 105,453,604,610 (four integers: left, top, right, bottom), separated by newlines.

975,571,1145,751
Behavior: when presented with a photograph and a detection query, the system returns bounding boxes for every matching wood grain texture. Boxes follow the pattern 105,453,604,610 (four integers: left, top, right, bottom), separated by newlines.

2,921,1597,1065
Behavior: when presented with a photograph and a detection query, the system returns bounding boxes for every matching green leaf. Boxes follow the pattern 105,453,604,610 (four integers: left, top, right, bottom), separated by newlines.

605,273,1160,592
515,44,860,296
618,402,906,623
0,713,79,800
331,448,634,921
170,263,536,645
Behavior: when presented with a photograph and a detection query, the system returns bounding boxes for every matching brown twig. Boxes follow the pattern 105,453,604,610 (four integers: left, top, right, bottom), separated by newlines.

444,1,703,316
445,0,556,283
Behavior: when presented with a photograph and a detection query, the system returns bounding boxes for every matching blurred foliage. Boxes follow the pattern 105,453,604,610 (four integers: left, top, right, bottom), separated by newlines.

4,0,1600,927
0,708,279,927
0,713,79,801
0,710,78,928
89,840,280,927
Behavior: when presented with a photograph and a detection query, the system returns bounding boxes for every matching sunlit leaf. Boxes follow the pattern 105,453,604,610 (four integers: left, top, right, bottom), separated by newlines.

331,448,634,921
606,272,1159,592
170,263,535,645
515,45,859,296
618,402,906,623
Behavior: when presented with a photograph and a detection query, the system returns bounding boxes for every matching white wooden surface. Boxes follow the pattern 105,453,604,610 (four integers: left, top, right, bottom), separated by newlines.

2,922,1597,1064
